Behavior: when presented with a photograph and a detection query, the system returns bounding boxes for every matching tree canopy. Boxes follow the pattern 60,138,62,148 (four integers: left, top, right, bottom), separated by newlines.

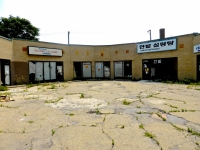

0,15,40,41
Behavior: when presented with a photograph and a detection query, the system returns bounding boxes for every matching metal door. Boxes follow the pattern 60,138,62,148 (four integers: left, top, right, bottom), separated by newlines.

96,62,103,77
104,66,110,78
115,61,123,77
4,65,10,85
83,62,91,78
50,62,56,80
44,62,50,80
29,62,36,74
35,62,43,81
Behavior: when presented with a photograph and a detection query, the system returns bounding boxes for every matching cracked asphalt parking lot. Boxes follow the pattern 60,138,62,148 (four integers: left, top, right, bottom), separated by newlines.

0,80,200,150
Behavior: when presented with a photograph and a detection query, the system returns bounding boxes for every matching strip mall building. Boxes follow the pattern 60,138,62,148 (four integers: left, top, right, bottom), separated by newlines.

1,29,200,85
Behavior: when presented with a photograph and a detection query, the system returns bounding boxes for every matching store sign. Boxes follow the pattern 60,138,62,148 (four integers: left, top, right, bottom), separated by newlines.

28,46,62,56
137,38,177,54
194,44,200,53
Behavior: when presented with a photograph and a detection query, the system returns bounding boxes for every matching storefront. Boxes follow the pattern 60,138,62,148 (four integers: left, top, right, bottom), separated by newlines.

29,61,63,83
137,38,177,80
95,62,110,79
28,46,63,83
74,62,92,79
114,61,132,79
142,58,177,80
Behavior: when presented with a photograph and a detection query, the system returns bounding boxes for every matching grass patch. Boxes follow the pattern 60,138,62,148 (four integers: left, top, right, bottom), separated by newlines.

24,113,27,116
48,84,56,89
0,92,11,96
0,86,8,91
69,113,74,116
122,99,131,105
26,83,35,88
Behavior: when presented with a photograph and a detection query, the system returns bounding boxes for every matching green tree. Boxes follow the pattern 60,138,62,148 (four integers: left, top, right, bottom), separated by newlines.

0,15,40,41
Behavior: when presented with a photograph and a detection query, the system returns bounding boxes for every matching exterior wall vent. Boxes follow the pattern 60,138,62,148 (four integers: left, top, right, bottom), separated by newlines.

159,28,165,39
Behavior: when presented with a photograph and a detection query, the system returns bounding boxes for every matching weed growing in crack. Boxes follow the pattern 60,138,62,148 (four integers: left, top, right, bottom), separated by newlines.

103,116,106,122
80,93,84,98
45,97,63,103
95,108,101,114
69,113,74,116
136,116,138,120
170,123,184,131
156,112,166,121
22,128,25,133
139,124,144,129
121,125,125,129
112,139,115,147
28,120,34,124
169,104,178,109
188,128,200,136
0,104,16,108
52,129,55,135
144,132,155,139
91,124,97,127
169,110,181,113
24,113,27,116
146,94,153,98
137,111,146,114
139,99,144,104
122,99,131,105
136,105,141,108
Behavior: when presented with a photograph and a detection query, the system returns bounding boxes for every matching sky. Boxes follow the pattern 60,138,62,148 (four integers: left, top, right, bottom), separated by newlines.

0,0,199,45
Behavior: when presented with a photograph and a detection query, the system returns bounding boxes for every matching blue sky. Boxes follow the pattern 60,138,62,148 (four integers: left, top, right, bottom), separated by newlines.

0,0,199,45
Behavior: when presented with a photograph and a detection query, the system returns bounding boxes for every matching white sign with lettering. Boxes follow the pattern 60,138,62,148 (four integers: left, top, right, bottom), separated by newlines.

194,44,200,53
28,46,62,56
137,38,177,54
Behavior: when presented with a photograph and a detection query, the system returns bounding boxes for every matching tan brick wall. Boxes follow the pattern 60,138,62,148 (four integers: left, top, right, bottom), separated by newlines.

9,33,199,84
0,37,13,60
